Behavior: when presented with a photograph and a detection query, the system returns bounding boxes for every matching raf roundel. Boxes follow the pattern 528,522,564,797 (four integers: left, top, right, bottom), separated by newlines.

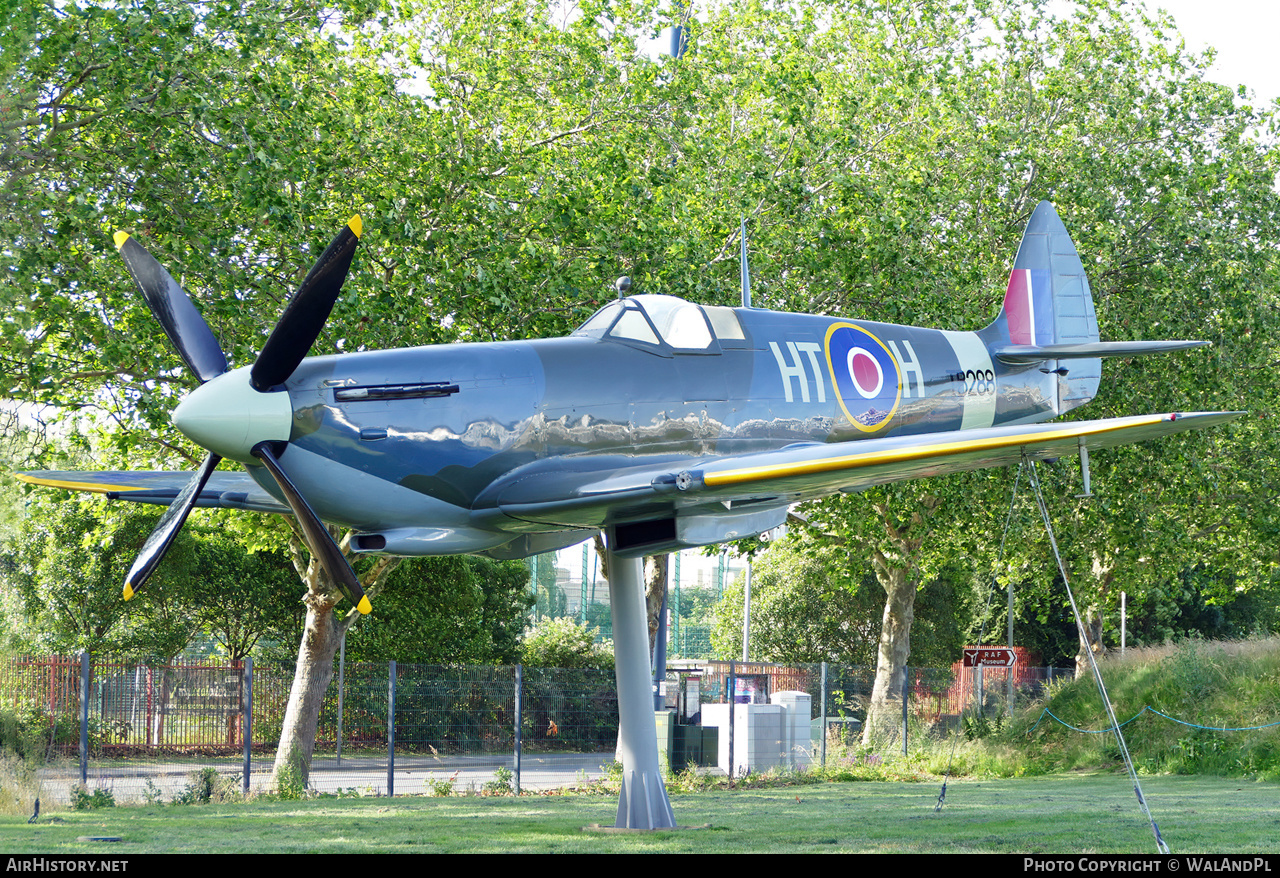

825,323,902,431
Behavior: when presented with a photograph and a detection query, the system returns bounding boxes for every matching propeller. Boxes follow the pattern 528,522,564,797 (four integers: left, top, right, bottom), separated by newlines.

113,217,371,614
124,451,222,600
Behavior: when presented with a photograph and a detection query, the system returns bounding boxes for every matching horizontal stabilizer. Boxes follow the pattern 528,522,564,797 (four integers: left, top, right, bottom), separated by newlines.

992,339,1210,364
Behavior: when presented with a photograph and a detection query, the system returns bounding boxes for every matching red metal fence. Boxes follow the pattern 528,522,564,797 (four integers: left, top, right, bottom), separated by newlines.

0,655,283,755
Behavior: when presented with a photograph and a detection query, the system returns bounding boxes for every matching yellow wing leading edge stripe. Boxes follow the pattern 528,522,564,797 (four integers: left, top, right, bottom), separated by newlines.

702,414,1170,488
14,473,142,494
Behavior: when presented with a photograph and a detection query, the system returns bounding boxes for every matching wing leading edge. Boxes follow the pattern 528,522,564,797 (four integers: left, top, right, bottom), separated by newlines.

691,411,1241,495
14,470,289,514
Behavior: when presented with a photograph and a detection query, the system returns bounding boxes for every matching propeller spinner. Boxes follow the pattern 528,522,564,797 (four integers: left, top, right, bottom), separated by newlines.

116,218,371,615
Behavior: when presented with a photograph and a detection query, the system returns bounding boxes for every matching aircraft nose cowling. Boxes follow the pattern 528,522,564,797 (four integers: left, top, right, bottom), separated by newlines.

172,365,294,464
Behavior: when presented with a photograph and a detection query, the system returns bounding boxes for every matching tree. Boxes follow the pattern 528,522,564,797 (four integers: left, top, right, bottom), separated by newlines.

711,537,966,669
652,0,1279,738
1,497,160,657
0,491,297,659
7,0,1279,773
181,527,306,662
339,556,533,665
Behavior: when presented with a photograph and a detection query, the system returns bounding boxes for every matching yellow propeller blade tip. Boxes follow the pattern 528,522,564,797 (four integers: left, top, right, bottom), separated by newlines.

123,583,135,601
347,215,362,238
113,231,130,250
357,595,372,615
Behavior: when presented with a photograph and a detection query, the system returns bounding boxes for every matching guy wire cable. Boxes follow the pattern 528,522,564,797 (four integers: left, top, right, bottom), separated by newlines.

1025,456,1169,854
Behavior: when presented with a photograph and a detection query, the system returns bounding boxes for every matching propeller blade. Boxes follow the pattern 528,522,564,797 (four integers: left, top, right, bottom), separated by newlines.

123,451,223,601
249,216,362,392
114,232,229,384
251,441,371,614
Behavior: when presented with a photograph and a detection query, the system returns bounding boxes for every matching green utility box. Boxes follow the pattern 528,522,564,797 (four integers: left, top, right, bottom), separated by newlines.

654,710,719,772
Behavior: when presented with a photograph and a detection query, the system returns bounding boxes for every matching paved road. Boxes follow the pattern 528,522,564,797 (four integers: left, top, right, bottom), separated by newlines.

37,751,616,805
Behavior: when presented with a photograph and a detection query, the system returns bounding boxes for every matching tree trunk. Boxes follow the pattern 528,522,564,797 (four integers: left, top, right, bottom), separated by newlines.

271,589,343,791
1074,558,1115,679
643,554,668,660
862,563,915,746
269,533,401,792
1074,604,1108,679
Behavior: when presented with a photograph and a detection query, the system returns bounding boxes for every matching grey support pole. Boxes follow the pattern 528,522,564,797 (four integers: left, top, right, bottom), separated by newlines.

727,661,735,782
605,543,676,829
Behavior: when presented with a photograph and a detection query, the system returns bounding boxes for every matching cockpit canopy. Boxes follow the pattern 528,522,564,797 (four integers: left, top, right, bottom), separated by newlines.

572,295,745,352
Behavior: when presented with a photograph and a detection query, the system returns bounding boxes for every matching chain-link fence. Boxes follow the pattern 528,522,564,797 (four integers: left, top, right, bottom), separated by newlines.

0,653,1068,805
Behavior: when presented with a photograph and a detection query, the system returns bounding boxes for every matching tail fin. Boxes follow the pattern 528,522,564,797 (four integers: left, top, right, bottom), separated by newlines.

986,201,1206,415
988,201,1102,413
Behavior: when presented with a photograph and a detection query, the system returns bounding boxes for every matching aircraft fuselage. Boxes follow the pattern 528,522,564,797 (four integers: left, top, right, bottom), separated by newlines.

267,299,1077,552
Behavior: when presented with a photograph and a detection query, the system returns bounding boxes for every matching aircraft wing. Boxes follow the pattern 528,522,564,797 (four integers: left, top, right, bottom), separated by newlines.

13,470,290,514
691,411,1243,497
488,412,1244,552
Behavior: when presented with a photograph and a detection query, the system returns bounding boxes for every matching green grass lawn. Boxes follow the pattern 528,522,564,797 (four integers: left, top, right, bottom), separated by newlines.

4,774,1278,854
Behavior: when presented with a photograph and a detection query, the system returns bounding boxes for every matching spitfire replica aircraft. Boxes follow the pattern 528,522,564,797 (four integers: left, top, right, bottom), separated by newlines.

19,202,1238,828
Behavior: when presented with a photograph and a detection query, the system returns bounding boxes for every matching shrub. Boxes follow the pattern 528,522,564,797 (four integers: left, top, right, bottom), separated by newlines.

520,618,613,670
72,785,115,810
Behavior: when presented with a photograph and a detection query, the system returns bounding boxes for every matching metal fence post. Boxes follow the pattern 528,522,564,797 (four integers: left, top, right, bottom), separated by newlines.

387,660,396,797
819,661,828,767
241,657,253,797
901,665,909,756
79,651,89,787
727,660,735,782
514,664,523,794
336,631,346,767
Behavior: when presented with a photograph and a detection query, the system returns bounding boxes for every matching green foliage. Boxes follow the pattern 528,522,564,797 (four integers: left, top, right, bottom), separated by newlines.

976,638,1280,779
0,752,40,817
961,711,1005,742
142,779,164,807
170,768,242,806
0,706,53,765
426,773,458,797
519,617,614,670
0,495,301,660
71,785,115,810
481,766,514,796
272,764,307,801
531,555,569,621
341,556,533,665
711,539,965,666
711,542,882,665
